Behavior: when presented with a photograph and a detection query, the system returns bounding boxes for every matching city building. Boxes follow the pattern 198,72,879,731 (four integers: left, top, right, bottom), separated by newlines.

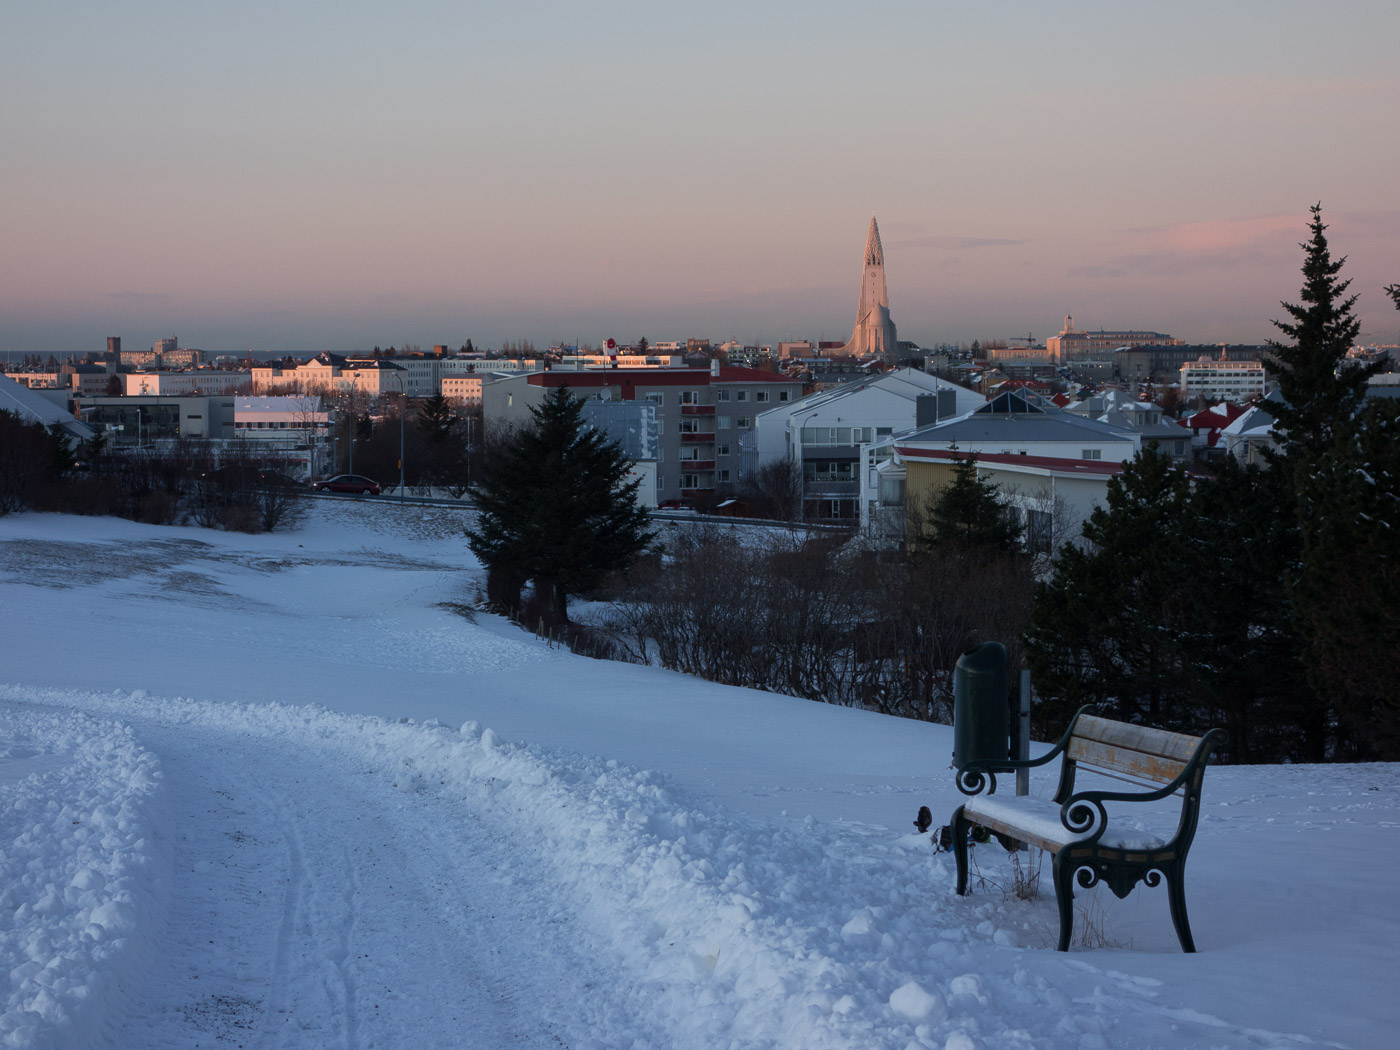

754,368,985,521
1047,316,1179,362
124,371,245,396
1179,356,1269,401
72,395,236,445
1116,344,1268,384
482,364,803,505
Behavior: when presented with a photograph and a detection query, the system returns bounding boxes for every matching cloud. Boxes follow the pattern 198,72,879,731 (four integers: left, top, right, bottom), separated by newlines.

108,291,169,303
896,235,1026,251
1072,212,1307,280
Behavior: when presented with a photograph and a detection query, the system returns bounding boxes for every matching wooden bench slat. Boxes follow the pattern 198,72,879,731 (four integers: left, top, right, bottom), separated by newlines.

1067,737,1187,784
1074,715,1201,762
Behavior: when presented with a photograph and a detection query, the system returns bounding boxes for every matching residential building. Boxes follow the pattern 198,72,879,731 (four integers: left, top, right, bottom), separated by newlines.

1179,356,1268,401
877,390,1142,545
482,364,803,504
441,374,486,409
755,368,985,521
1065,389,1191,462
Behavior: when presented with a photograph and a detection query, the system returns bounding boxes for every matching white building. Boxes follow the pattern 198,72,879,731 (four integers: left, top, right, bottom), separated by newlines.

125,371,245,396
1180,356,1268,401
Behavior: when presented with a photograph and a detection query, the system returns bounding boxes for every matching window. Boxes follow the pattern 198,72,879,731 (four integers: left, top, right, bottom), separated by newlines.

737,416,750,428
715,443,730,456
681,473,700,489
679,418,700,433
645,392,665,406
1081,449,1103,460
755,391,770,403
680,390,700,405
717,469,731,483
715,390,730,402
717,415,732,428
778,391,791,403
680,447,701,461
736,390,748,402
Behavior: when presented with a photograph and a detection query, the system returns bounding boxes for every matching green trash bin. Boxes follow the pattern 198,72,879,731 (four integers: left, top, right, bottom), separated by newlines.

952,641,1009,770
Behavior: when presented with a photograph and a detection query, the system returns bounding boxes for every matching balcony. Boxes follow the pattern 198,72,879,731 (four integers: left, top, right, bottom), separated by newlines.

680,432,715,443
679,460,715,470
680,404,716,415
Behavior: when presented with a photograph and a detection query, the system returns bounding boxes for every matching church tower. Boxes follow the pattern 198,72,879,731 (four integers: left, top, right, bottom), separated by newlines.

843,216,899,361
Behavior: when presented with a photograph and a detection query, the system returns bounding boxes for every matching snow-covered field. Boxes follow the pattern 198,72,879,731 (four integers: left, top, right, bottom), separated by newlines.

1,504,1395,1050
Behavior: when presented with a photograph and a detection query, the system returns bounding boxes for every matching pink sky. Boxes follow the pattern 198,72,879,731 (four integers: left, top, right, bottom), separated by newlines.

3,2,1398,353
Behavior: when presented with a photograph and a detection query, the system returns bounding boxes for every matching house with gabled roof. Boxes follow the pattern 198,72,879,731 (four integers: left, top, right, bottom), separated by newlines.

867,390,1141,549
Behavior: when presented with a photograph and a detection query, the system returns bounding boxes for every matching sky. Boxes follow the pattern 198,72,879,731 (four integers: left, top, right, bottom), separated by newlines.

3,1,1399,354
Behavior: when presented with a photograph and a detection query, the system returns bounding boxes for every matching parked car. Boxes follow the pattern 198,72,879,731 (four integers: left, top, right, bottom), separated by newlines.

313,474,381,495
656,498,696,512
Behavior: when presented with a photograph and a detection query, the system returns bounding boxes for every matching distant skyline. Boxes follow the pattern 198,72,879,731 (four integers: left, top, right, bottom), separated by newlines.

4,2,1399,353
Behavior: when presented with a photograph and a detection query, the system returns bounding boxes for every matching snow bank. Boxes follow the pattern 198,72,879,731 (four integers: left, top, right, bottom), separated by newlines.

0,706,169,1050
3,682,1391,1050
0,687,1098,1048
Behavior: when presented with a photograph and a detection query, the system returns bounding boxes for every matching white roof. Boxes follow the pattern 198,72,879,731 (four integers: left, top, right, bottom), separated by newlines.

0,374,93,440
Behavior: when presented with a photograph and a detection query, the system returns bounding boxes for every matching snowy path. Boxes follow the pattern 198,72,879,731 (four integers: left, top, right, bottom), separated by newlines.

96,711,649,1050
3,509,1398,1050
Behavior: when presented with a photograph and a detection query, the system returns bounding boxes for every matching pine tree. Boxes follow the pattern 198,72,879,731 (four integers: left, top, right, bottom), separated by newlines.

1024,444,1194,734
1265,204,1379,460
926,454,1022,551
1292,397,1400,758
415,394,457,444
467,385,654,624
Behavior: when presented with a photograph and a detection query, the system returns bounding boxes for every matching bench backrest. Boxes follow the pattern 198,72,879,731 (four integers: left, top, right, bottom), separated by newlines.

1067,715,1203,786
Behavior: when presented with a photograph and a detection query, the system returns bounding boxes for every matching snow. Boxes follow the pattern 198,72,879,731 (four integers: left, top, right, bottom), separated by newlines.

1,503,1397,1049
962,795,1168,851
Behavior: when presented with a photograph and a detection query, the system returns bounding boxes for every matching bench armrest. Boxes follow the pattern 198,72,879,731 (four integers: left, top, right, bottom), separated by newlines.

1057,727,1227,844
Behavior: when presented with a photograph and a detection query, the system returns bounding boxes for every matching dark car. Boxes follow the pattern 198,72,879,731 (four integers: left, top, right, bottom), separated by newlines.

656,498,696,512
313,474,381,495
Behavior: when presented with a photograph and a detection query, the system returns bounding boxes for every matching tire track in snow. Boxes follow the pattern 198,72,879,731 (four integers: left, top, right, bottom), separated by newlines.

118,720,628,1049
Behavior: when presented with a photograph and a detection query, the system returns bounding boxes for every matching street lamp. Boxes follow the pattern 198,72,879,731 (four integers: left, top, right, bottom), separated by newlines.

388,369,406,498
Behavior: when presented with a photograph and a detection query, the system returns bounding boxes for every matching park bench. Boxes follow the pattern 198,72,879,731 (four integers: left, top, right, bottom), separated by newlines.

948,710,1226,952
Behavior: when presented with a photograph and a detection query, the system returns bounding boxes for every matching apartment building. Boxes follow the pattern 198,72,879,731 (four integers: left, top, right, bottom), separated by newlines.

482,364,804,504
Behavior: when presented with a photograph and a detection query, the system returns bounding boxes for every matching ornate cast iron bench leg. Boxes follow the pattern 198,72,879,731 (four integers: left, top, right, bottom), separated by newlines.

1166,862,1196,953
951,805,971,896
1053,853,1075,952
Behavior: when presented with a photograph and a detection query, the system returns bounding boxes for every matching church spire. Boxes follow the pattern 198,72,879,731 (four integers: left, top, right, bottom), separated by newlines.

844,215,898,361
864,215,885,267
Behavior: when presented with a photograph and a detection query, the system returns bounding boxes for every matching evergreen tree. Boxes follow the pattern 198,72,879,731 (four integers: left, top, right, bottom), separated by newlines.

1293,397,1400,759
1024,444,1194,733
927,453,1022,551
637,336,649,354
1176,457,1313,761
467,385,653,624
415,394,457,444
1265,204,1379,461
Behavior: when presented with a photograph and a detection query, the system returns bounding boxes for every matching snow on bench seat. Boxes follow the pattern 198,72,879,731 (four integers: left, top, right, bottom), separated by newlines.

963,793,1167,853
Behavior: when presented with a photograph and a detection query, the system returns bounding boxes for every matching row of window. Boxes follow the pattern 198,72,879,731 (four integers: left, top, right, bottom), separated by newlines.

652,389,790,406
679,418,749,432
659,470,732,491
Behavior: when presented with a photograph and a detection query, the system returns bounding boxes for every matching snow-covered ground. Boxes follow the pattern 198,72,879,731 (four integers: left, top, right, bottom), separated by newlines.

0,504,1395,1050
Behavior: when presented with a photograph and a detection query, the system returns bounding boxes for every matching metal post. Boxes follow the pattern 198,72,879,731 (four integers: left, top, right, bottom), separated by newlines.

396,374,406,498
1017,668,1032,797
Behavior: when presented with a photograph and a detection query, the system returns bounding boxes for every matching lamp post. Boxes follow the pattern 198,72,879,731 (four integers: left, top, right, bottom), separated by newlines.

389,369,406,498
